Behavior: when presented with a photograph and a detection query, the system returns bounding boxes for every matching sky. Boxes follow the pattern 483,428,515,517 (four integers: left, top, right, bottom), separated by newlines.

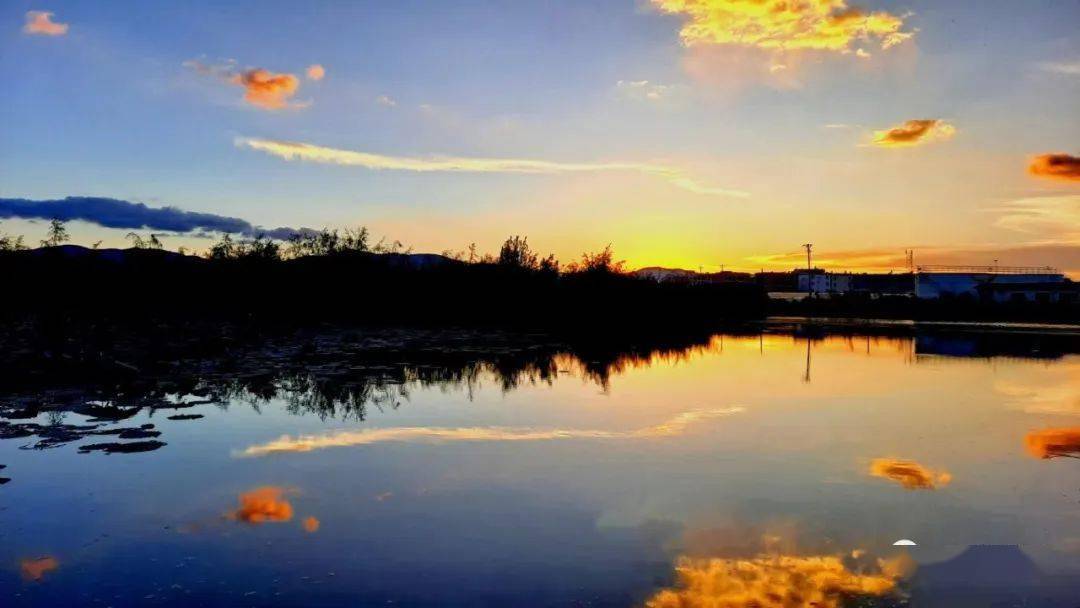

1,0,1078,274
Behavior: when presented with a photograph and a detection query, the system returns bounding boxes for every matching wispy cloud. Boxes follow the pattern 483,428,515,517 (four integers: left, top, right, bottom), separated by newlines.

234,137,749,198
236,406,744,457
1028,153,1080,182
871,119,955,148
184,60,308,110
995,362,1080,416
305,64,325,81
23,11,68,36
1036,61,1080,76
869,458,951,490
375,94,397,107
0,196,315,240
616,79,677,101
992,195,1080,243
651,0,913,54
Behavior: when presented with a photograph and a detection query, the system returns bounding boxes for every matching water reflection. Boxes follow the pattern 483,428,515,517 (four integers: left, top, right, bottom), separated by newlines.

646,553,907,608
1024,427,1080,459
230,486,296,524
3,323,1080,605
869,458,952,490
2,325,1076,463
237,406,744,457
18,557,58,582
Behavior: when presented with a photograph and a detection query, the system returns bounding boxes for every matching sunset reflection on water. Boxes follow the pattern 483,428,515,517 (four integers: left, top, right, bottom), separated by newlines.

2,328,1078,605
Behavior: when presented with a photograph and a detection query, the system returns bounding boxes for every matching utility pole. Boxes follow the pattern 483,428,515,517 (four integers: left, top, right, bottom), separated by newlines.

802,243,814,296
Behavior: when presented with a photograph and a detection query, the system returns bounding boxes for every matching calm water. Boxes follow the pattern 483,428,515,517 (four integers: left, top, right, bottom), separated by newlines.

2,327,1079,606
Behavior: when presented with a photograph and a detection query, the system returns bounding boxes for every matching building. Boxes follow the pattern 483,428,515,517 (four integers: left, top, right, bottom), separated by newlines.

915,265,1065,299
796,270,852,295
977,281,1078,304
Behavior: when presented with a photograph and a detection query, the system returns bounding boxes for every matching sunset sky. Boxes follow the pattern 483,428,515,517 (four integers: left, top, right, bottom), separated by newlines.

1,1,1078,274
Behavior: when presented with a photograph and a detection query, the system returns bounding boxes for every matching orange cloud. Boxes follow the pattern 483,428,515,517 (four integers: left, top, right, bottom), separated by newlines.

645,554,903,608
230,486,295,523
23,11,68,36
231,69,302,110
1025,427,1080,459
1029,153,1080,182
302,516,320,533
869,458,952,490
872,119,955,148
20,556,59,581
652,0,912,53
306,64,325,81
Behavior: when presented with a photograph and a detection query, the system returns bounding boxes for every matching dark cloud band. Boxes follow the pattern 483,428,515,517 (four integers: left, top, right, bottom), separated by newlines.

0,197,312,240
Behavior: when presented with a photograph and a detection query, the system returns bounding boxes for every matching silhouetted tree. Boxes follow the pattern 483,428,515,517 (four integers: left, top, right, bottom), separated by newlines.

207,233,235,259
572,245,623,274
41,218,69,247
126,232,147,249
0,222,27,252
286,227,369,258
207,233,280,261
498,235,539,270
147,234,164,250
372,236,410,254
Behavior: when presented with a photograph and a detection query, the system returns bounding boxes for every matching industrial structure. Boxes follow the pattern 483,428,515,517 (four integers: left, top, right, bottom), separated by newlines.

914,265,1068,301
793,264,1074,302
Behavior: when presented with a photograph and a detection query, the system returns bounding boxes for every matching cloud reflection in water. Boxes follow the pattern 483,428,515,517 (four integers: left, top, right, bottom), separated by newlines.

236,406,744,457
869,458,952,490
646,553,909,608
1025,427,1080,459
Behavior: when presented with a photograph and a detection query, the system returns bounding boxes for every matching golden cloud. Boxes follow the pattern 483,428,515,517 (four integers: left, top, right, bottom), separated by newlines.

230,486,295,523
302,516,321,533
869,458,952,490
185,60,307,110
645,553,904,608
306,64,326,81
231,69,302,110
1029,153,1080,182
23,11,68,36
872,119,955,148
236,406,744,457
652,0,912,53
20,556,59,582
234,137,748,197
1025,427,1080,459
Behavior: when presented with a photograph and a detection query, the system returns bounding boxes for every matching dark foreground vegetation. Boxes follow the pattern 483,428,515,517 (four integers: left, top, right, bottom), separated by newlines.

0,230,765,329
1,221,1075,337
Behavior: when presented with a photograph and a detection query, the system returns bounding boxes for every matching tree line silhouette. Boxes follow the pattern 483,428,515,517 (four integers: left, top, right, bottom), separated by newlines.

0,219,766,329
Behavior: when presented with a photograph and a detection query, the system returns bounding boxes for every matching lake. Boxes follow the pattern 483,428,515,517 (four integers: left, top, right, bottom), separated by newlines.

2,323,1079,606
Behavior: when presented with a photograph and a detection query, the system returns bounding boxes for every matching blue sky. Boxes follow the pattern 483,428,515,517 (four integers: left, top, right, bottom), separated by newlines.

1,1,1078,272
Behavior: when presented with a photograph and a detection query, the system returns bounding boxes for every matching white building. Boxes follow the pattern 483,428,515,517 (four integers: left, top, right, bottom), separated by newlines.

915,266,1064,299
796,271,852,295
